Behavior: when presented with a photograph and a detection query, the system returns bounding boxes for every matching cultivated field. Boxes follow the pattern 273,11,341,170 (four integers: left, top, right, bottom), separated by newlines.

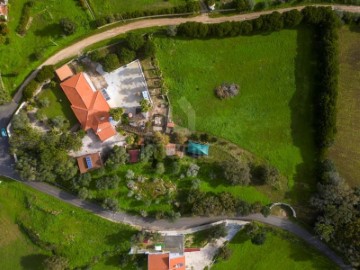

88,0,185,17
211,225,337,270
328,26,360,187
0,0,91,95
0,178,136,269
155,28,317,202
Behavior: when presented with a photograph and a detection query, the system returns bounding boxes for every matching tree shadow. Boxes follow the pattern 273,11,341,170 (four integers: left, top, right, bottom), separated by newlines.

20,254,48,270
287,26,318,207
34,23,62,37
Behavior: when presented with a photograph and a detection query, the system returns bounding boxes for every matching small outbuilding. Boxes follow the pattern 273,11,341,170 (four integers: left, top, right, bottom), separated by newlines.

187,141,209,156
55,64,74,81
76,152,103,174
128,149,140,163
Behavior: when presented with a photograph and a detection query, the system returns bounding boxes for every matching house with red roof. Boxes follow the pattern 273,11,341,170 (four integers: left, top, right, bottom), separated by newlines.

148,253,185,270
60,72,116,141
0,0,8,21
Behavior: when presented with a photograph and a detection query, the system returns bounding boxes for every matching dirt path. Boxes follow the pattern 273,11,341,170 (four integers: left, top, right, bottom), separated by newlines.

42,5,360,67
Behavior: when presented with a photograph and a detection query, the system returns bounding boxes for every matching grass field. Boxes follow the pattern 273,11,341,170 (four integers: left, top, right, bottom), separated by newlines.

155,28,317,203
211,225,338,270
328,26,360,187
88,0,186,17
0,178,136,269
37,86,77,126
0,0,92,95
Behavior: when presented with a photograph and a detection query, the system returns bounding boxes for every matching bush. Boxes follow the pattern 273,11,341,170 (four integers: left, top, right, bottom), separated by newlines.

172,132,187,144
23,80,39,100
141,40,156,58
109,107,124,121
78,187,89,199
16,2,33,35
172,160,181,175
216,244,232,260
118,48,136,64
106,145,129,168
215,83,240,99
60,18,77,35
96,175,120,190
125,33,145,51
186,163,200,177
155,162,165,175
43,256,69,270
223,160,251,186
140,99,151,112
35,65,54,82
102,198,119,211
251,232,266,245
260,206,271,217
102,54,120,72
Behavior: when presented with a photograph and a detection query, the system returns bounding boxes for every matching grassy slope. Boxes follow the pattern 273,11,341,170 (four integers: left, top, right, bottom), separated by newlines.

155,29,316,202
37,86,77,126
0,0,91,94
328,26,360,187
211,226,338,270
88,0,185,17
0,178,136,269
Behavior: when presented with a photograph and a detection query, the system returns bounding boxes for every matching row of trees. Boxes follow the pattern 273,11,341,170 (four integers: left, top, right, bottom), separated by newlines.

90,33,155,72
95,1,200,27
176,8,304,38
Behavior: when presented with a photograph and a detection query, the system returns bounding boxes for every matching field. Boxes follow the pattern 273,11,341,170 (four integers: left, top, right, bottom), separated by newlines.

211,225,337,270
155,28,317,203
0,0,92,95
37,85,77,126
0,178,136,269
88,0,186,17
328,26,360,187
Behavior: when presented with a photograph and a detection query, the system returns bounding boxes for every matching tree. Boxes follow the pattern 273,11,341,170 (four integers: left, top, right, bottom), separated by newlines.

119,48,136,64
223,160,251,185
23,80,39,100
35,65,54,82
106,145,128,168
72,173,92,190
283,9,303,28
43,255,69,270
186,163,200,177
102,54,120,72
102,197,119,211
140,99,151,112
209,223,228,240
172,160,181,175
154,144,166,161
109,107,124,121
60,18,77,35
153,131,170,146
172,132,187,144
78,187,89,199
155,162,165,175
96,175,120,190
125,135,135,145
125,33,144,51
140,144,154,162
251,232,266,245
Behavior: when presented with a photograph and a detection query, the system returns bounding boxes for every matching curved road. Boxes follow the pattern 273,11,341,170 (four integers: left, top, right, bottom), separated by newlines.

0,5,358,269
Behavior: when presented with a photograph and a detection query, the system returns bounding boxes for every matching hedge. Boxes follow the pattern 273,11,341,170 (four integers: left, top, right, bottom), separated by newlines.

16,1,34,35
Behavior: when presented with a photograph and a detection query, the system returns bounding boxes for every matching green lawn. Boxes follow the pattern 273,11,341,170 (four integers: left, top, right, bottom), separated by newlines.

328,26,360,187
88,0,186,17
37,85,77,126
212,226,338,270
0,178,136,269
0,0,92,95
154,28,317,203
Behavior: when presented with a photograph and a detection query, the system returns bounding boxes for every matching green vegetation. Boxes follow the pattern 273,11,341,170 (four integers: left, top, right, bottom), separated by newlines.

37,85,77,126
89,0,184,17
212,225,338,270
328,26,360,187
0,0,91,97
155,28,316,201
0,178,136,269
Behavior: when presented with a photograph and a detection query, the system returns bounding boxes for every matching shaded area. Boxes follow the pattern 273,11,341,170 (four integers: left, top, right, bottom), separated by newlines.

20,254,48,270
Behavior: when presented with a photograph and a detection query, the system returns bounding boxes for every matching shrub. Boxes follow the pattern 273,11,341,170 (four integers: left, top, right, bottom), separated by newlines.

215,83,240,99
155,162,165,175
106,145,128,168
102,54,120,72
167,25,177,37
173,132,187,144
172,160,181,175
43,255,69,270
223,160,251,186
109,107,124,121
119,48,136,64
260,206,271,217
216,244,232,260
60,18,77,35
125,33,145,51
102,197,119,211
16,2,33,35
140,99,151,112
23,80,39,100
186,163,200,177
251,232,266,245
35,65,54,82
126,170,135,180
141,40,156,58
78,187,89,199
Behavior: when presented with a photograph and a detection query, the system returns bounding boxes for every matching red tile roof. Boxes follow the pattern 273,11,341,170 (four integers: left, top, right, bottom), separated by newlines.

60,73,116,141
128,149,140,163
148,254,169,270
0,5,7,17
55,65,74,81
169,256,185,270
76,152,103,174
